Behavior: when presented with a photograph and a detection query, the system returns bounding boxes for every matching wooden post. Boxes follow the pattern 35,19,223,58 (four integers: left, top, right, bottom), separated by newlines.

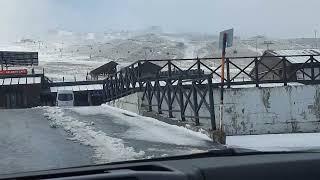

156,80,162,114
167,61,173,118
226,58,231,88
193,81,200,126
147,82,152,112
197,58,201,77
254,57,259,87
138,61,143,90
282,57,288,86
178,78,186,121
208,77,216,130
311,56,315,81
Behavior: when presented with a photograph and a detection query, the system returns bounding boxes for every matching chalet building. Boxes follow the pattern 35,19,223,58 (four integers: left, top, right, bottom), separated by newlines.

90,61,118,80
119,61,162,79
250,49,320,81
136,61,162,78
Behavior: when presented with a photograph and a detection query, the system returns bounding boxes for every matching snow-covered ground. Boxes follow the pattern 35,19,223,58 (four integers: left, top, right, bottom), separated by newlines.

0,104,216,174
42,106,145,163
227,133,320,152
71,104,211,146
38,104,214,164
2,104,320,174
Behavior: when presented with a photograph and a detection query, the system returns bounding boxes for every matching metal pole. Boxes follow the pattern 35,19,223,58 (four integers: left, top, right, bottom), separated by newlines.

219,33,227,131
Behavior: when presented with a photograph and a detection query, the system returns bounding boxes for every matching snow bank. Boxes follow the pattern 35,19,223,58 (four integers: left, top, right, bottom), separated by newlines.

227,133,320,151
41,107,145,164
71,105,212,146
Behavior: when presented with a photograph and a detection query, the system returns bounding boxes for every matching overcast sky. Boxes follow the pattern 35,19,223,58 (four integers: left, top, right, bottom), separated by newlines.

0,0,319,41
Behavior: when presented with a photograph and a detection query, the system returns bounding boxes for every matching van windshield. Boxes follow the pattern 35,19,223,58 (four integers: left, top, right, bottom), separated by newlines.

58,94,73,101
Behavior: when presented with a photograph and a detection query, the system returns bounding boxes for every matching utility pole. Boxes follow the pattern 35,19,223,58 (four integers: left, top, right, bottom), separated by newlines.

38,41,42,50
59,42,64,58
144,51,147,60
90,45,93,59
59,48,63,58
264,41,274,50
255,37,258,54
315,30,318,49
143,47,150,60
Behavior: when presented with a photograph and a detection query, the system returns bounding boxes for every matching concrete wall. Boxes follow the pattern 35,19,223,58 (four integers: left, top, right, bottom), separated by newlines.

107,92,144,114
216,85,320,135
108,84,320,136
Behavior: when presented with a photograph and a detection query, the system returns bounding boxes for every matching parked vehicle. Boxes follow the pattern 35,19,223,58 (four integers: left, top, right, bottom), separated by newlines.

56,90,74,107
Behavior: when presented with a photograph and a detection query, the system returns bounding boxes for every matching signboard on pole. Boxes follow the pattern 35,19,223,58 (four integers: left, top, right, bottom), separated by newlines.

0,51,38,67
217,28,234,134
219,28,234,49
0,69,28,76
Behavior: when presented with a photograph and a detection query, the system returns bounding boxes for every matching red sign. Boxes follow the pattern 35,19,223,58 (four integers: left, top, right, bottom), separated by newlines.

0,69,28,75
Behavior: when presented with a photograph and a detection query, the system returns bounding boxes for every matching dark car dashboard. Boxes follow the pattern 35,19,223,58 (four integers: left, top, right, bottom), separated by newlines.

1,150,320,180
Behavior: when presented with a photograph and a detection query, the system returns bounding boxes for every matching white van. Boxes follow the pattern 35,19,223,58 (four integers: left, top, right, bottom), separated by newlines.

56,90,74,107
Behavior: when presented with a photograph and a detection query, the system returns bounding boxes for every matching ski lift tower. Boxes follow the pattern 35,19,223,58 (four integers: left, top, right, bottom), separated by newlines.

264,41,274,50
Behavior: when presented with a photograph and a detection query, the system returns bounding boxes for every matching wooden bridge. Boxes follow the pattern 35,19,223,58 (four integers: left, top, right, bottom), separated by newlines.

2,52,320,132
102,54,320,131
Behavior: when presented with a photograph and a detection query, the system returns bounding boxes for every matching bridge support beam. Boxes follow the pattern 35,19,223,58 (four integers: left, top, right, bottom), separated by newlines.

192,81,200,126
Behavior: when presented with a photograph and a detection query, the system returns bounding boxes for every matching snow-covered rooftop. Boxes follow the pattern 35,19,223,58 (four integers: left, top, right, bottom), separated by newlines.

50,84,103,92
0,76,41,86
268,49,320,64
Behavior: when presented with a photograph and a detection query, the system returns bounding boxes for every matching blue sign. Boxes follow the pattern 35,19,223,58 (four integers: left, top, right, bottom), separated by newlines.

219,29,234,49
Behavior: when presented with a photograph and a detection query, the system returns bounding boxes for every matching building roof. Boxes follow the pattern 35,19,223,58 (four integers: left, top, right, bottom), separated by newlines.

50,84,103,93
267,49,320,64
139,61,162,69
90,61,118,76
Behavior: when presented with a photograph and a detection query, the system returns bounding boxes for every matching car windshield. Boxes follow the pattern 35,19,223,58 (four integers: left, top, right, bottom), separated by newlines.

1,0,320,176
58,94,73,101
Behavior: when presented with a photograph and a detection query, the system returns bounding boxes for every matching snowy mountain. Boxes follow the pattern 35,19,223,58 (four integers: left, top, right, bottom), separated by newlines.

4,29,320,82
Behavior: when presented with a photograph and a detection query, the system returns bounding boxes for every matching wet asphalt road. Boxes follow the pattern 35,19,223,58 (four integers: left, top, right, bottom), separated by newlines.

0,108,93,175
0,107,215,175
